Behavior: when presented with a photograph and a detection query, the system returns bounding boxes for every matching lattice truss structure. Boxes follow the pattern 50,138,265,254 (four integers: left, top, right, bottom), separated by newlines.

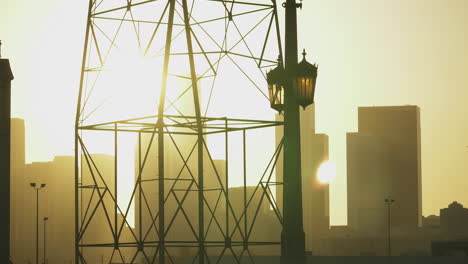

75,0,285,263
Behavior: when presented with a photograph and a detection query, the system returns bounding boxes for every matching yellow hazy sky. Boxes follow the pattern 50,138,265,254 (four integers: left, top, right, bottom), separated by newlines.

2,0,468,226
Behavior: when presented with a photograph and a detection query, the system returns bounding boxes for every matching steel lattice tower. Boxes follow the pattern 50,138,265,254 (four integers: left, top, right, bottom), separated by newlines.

75,0,285,263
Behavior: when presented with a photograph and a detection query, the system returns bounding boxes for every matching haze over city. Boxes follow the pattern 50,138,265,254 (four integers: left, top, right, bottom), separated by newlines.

2,0,468,263
3,0,468,225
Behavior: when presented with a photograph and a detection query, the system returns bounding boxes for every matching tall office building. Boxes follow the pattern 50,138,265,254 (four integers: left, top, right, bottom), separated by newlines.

10,119,26,263
347,106,422,235
275,105,330,254
46,156,75,264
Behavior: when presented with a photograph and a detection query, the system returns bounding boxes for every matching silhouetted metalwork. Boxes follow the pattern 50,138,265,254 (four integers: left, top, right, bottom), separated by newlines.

0,56,14,264
30,183,46,264
75,0,286,263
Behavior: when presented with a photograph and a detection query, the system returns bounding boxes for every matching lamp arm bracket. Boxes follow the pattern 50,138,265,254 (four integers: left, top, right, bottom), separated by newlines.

282,0,302,9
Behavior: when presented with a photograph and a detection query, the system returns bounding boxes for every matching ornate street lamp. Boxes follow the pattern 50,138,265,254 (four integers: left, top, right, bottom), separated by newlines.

267,58,286,112
293,50,318,109
267,50,318,112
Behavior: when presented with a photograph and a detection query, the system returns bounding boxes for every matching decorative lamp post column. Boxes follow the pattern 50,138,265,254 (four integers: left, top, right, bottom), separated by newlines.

267,0,318,262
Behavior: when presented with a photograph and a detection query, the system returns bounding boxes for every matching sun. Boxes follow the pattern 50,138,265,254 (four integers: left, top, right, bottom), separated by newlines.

317,160,336,184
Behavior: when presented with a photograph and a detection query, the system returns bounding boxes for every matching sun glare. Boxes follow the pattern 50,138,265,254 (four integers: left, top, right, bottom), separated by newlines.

317,160,336,184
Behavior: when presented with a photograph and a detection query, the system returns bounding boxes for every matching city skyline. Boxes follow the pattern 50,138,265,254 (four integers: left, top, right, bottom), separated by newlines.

2,0,468,227
8,115,468,260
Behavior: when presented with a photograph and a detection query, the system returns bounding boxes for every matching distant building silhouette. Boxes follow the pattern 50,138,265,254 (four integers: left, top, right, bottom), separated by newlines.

80,153,116,262
10,125,76,264
347,105,422,235
422,214,440,228
8,116,136,263
440,201,468,239
10,119,26,262
275,104,330,255
133,82,217,260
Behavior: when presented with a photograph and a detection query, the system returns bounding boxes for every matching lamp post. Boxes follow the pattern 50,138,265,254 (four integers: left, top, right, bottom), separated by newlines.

267,0,318,262
30,183,46,264
43,217,48,264
384,197,395,257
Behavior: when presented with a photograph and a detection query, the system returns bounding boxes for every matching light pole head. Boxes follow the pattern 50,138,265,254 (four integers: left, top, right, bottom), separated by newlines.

293,49,318,109
30,182,46,189
267,56,286,112
44,217,49,221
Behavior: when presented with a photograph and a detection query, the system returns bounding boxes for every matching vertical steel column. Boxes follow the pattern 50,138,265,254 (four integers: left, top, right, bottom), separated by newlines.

243,130,247,251
157,116,165,264
75,1,94,263
114,123,118,248
181,0,205,262
225,118,229,247
157,0,177,262
138,132,142,244
0,57,13,264
281,0,305,262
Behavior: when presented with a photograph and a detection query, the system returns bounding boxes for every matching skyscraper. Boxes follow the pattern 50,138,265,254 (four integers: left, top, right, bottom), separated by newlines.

275,105,330,254
10,118,26,263
347,105,422,234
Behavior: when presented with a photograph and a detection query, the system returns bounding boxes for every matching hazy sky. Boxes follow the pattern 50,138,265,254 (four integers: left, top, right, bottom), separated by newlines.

2,0,468,226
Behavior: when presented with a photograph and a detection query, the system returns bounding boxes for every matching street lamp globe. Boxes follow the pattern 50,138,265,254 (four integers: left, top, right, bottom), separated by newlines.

293,49,318,109
267,58,285,112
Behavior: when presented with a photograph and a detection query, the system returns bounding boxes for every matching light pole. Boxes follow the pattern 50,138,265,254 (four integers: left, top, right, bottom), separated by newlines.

267,0,318,262
30,183,46,264
43,217,48,264
384,197,395,257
